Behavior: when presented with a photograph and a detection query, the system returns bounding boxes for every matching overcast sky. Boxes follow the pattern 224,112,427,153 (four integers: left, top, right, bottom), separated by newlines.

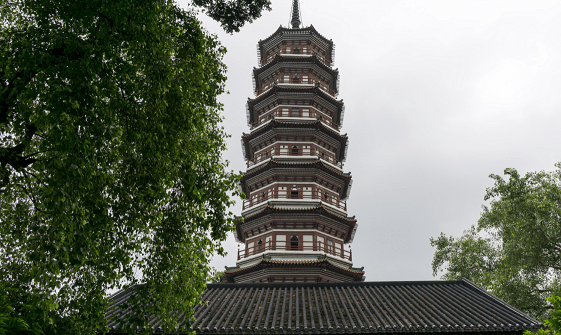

178,0,561,282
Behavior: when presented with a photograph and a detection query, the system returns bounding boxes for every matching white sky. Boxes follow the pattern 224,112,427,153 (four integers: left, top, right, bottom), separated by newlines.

178,0,561,281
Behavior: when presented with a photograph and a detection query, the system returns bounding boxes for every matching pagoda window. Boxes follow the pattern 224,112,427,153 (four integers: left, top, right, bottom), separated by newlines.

276,235,286,249
247,241,254,256
256,239,263,252
279,145,288,155
327,239,333,254
302,108,309,117
303,186,312,198
282,108,289,117
291,145,299,155
283,75,289,83
303,47,307,54
303,146,310,155
260,191,266,200
335,242,342,257
303,235,313,250
317,236,325,249
324,192,329,202
291,108,299,117
303,76,308,84
265,236,272,249
290,235,299,250
286,47,291,53
290,186,299,199
278,186,287,198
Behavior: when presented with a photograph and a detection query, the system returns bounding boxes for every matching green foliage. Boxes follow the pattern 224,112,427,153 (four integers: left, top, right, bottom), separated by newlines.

193,0,272,33
523,295,561,335
547,295,561,332
0,0,269,334
431,163,561,320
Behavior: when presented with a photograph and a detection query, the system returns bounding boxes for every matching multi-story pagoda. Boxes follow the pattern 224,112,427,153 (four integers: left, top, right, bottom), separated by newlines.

223,0,365,283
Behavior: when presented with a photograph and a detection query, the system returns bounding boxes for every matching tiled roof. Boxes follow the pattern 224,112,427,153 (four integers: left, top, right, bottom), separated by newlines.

248,84,343,108
242,119,346,141
246,85,343,124
106,279,542,334
240,159,352,195
253,54,339,92
241,119,347,160
258,25,333,51
235,205,357,244
223,257,365,282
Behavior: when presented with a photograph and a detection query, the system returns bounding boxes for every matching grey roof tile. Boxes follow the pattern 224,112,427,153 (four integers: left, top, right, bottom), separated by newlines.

106,279,542,334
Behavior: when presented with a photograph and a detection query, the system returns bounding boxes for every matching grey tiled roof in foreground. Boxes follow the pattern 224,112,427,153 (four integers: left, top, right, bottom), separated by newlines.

106,279,542,334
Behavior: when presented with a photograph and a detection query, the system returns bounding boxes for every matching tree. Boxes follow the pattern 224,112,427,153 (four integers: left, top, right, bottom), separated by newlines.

0,0,270,334
431,163,561,320
524,295,561,335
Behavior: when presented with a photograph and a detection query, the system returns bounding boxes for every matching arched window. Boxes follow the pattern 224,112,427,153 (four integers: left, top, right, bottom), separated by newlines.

291,186,299,199
291,145,299,155
290,235,299,250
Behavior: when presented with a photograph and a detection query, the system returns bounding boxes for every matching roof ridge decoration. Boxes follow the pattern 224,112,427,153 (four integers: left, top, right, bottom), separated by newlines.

290,0,302,29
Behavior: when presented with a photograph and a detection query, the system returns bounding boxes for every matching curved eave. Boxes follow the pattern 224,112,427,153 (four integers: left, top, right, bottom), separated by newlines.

241,119,348,161
235,205,357,244
240,159,352,198
253,54,339,92
247,85,344,125
223,257,365,282
258,25,334,61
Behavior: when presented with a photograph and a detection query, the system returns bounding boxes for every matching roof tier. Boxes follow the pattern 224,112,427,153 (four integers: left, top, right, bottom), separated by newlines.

242,119,348,162
253,54,339,93
235,204,357,244
224,257,365,283
247,84,344,127
106,279,542,334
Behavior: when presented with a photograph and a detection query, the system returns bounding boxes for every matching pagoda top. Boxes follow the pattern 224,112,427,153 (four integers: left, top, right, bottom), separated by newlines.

290,0,302,28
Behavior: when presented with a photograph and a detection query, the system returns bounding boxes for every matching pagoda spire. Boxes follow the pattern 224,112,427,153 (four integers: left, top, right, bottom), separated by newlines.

290,0,302,28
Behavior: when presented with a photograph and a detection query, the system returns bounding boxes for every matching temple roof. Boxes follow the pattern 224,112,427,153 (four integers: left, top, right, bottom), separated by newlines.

258,25,333,51
242,120,348,161
223,257,365,282
239,159,352,198
247,83,344,125
254,54,339,92
106,279,542,334
235,204,357,244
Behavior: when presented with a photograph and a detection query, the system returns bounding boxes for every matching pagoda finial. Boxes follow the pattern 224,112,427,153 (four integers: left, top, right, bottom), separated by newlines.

290,0,302,29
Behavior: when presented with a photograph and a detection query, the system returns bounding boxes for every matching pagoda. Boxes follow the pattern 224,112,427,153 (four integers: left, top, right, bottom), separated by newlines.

223,0,365,283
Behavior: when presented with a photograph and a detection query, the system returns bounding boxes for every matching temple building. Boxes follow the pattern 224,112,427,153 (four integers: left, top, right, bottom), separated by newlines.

223,0,363,284
106,1,543,334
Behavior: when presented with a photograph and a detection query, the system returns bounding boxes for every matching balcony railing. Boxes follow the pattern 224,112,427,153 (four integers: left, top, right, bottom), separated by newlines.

242,188,347,211
247,147,342,169
261,51,330,67
256,80,336,97
238,240,352,261
254,109,339,129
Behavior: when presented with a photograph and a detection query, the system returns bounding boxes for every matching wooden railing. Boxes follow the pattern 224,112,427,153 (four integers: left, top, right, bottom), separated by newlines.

256,80,336,97
261,51,330,67
238,240,352,261
255,109,339,129
247,147,342,168
242,188,346,211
